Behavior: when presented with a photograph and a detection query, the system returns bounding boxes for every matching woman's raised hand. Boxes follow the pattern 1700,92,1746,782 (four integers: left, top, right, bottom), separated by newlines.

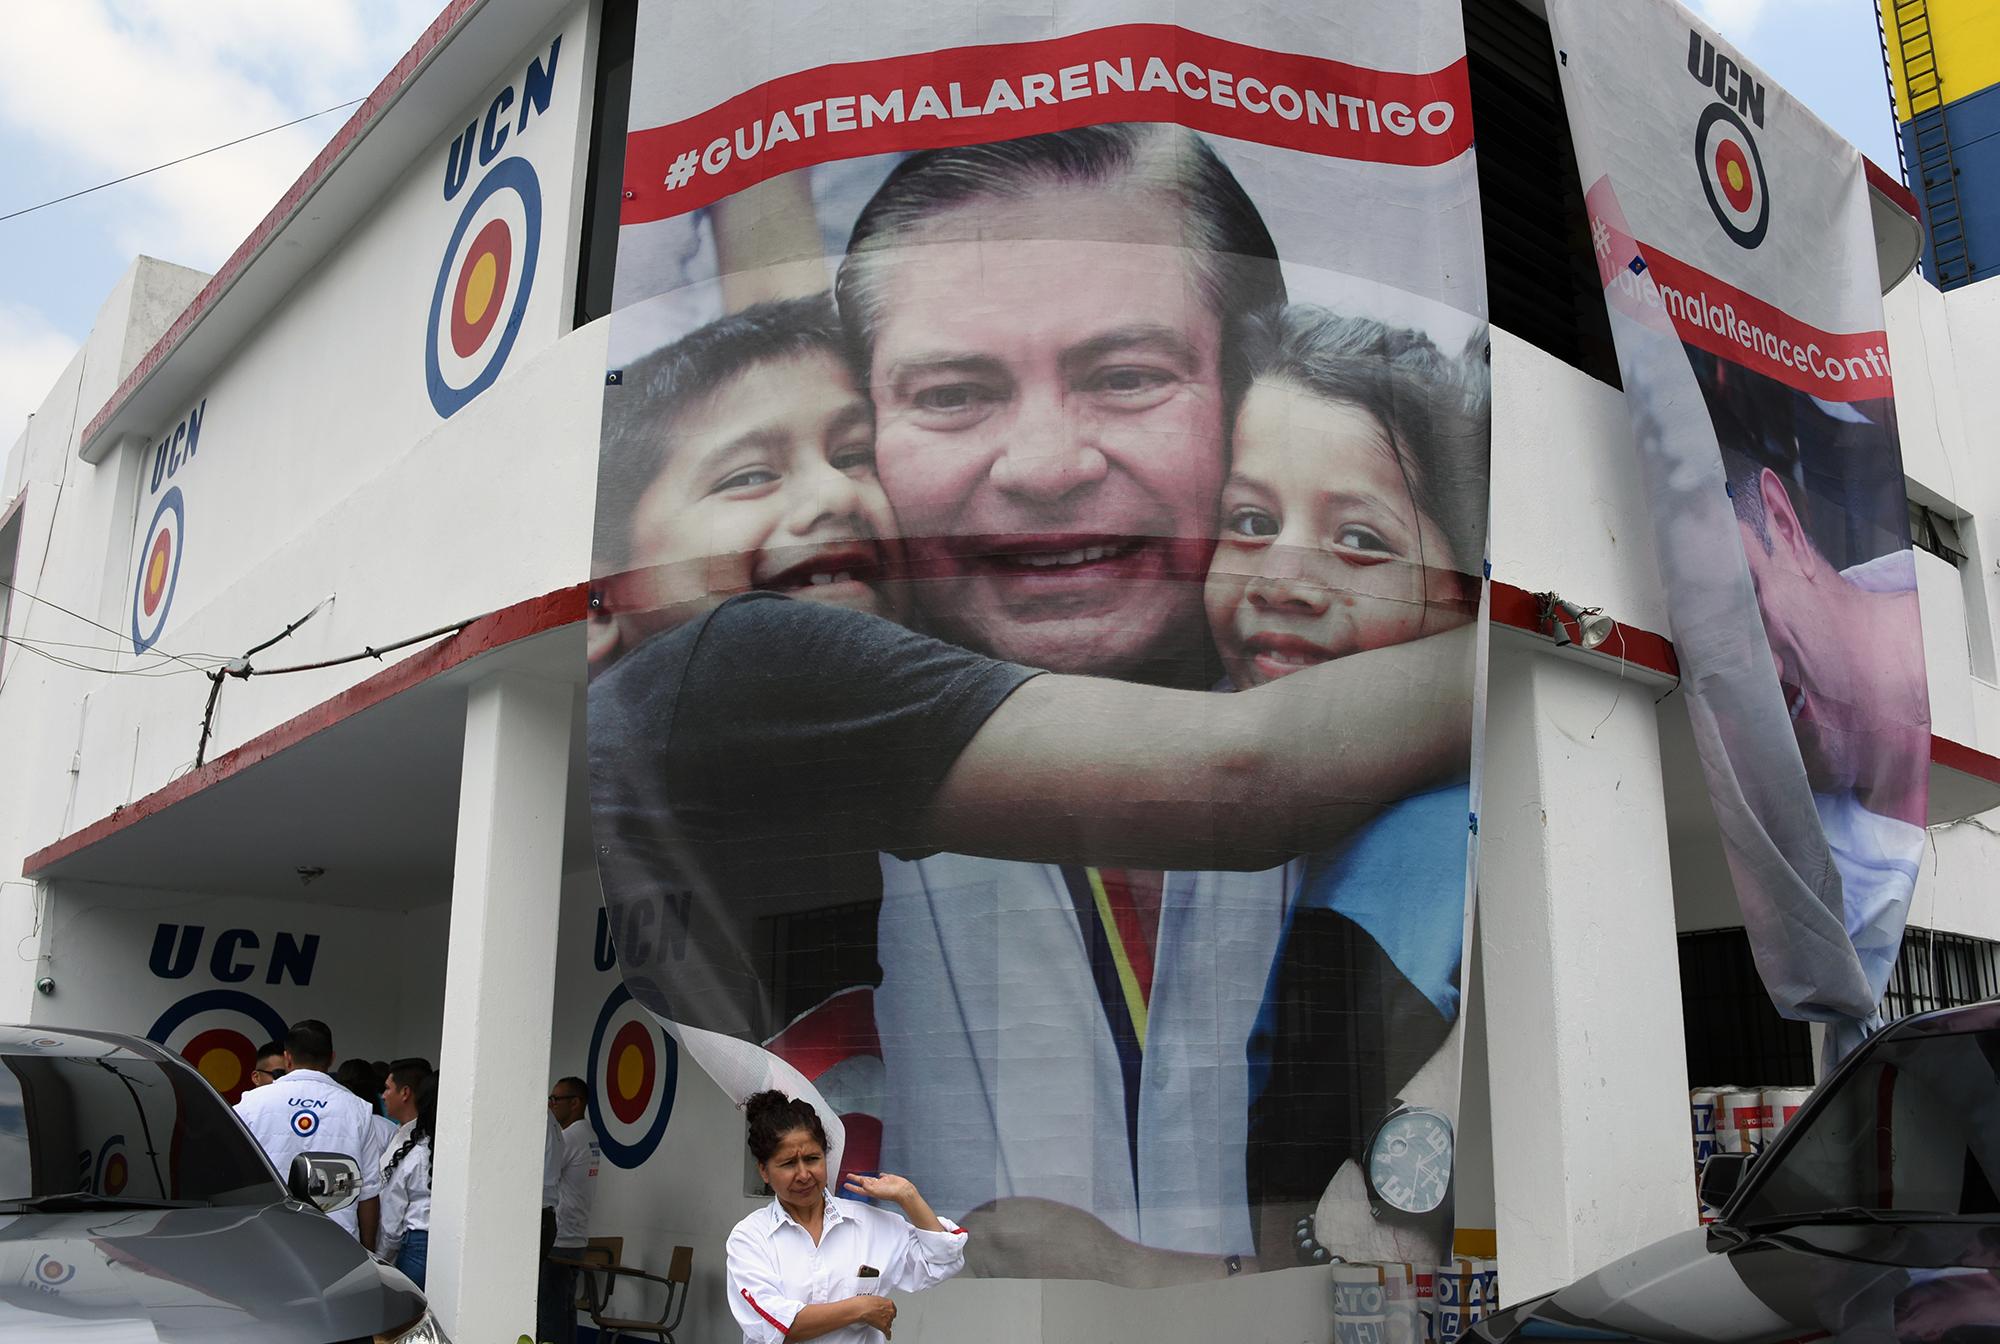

845,1171,948,1234
842,1172,918,1204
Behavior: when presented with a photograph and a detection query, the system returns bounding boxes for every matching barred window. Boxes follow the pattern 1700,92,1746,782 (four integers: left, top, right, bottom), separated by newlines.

1881,930,2000,1022
1678,929,1814,1087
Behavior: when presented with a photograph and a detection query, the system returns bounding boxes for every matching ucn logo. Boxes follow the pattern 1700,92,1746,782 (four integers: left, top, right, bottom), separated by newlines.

1688,30,1769,249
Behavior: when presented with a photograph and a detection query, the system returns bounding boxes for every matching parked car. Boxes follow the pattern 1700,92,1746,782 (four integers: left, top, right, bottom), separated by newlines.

1474,999,2000,1342
0,1024,449,1342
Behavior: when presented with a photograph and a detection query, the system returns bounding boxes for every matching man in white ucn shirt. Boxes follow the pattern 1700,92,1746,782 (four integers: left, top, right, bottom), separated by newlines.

235,1019,384,1248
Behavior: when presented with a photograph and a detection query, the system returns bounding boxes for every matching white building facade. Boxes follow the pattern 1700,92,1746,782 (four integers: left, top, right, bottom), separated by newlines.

3,1,1998,1340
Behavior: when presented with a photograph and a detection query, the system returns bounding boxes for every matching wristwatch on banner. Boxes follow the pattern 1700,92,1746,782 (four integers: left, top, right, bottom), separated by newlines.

1363,1102,1454,1220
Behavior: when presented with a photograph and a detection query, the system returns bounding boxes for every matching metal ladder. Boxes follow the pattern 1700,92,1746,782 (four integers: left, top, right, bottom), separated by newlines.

1885,0,1972,286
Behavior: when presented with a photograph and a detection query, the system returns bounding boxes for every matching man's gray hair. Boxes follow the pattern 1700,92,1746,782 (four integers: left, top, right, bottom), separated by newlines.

835,124,1286,398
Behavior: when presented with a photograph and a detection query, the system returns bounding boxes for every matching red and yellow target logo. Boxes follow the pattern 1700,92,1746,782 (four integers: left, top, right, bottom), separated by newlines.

93,1135,130,1196
451,219,514,359
32,1254,77,1288
426,156,541,418
588,983,677,1168
290,1109,320,1138
148,989,287,1104
1695,102,1768,249
184,1027,259,1101
130,487,185,653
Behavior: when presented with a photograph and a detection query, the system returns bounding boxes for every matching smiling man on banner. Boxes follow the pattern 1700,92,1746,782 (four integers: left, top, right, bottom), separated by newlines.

1726,449,1927,996
590,0,1491,1292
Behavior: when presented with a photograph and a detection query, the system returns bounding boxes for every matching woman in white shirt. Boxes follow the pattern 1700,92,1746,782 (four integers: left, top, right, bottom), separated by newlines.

727,1091,965,1343
378,1072,435,1288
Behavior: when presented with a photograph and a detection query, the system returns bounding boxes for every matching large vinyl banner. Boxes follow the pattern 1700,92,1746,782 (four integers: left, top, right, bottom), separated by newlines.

1548,0,1928,1059
587,0,1490,1284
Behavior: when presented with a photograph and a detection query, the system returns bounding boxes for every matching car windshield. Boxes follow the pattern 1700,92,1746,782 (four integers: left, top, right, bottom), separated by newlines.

1734,1022,2000,1226
0,1049,281,1208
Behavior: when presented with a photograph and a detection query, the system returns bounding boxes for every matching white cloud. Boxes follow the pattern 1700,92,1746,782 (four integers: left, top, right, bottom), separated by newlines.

1687,0,1775,38
0,304,80,468
1686,0,1844,43
0,0,439,270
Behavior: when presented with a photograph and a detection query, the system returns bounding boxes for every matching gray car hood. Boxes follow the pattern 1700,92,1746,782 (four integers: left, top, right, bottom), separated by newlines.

0,1201,423,1342
1499,1222,2000,1342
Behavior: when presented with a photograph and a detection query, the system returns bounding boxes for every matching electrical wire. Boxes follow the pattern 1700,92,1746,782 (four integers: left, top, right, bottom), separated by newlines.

0,100,363,225
5,629,232,664
0,633,230,664
242,618,475,677
193,595,334,768
2,639,212,678
0,575,214,675
192,613,475,768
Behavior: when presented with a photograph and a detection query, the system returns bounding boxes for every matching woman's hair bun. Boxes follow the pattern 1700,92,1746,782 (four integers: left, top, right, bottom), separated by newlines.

744,1090,829,1163
744,1090,790,1124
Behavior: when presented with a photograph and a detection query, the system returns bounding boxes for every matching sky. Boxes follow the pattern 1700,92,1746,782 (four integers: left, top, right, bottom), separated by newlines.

0,0,1907,451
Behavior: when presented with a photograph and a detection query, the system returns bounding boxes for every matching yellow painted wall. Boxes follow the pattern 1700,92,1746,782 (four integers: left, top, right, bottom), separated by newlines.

1882,0,2000,121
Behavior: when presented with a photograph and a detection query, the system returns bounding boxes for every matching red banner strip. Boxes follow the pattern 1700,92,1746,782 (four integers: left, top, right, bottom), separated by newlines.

1637,246,1892,402
622,24,1472,222
1586,179,1891,403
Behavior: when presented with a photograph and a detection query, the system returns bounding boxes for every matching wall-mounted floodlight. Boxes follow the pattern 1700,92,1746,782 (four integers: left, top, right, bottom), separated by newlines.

1536,593,1615,650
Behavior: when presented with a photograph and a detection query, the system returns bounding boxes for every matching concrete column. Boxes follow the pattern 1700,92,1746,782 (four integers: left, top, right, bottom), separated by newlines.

428,671,572,1341
1478,645,1697,1299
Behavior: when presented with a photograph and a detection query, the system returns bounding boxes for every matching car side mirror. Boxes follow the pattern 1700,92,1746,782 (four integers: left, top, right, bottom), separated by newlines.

1700,1152,1752,1209
288,1153,362,1214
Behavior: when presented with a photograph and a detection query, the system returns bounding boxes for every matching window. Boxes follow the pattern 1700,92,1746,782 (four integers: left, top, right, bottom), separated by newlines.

1732,1022,2000,1221
1678,929,1815,1087
1463,0,1621,388
0,1051,280,1206
1906,486,1997,680
1909,499,1968,567
0,494,24,685
1881,930,2000,1023
573,0,638,329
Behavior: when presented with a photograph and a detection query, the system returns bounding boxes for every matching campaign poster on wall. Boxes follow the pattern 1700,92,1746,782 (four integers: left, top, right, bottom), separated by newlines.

586,0,1491,1285
1547,0,1928,1061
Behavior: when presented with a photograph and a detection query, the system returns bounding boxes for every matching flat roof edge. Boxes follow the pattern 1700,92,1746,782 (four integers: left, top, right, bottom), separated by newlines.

76,0,496,463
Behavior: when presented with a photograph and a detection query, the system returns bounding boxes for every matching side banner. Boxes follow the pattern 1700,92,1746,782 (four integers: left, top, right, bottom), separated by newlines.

1547,0,1928,1056
587,0,1491,1285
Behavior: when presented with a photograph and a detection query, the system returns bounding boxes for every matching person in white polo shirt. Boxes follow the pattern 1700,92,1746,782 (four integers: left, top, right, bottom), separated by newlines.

378,1070,437,1286
543,1075,600,1344
379,1057,432,1174
235,1019,385,1249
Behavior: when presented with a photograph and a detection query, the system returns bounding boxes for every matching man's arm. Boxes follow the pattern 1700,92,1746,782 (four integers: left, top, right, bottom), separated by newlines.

960,1197,1245,1288
356,1195,380,1253
922,626,1474,871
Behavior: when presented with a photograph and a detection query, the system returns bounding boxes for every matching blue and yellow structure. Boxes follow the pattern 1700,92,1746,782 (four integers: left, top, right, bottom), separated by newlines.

1880,1,2000,288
